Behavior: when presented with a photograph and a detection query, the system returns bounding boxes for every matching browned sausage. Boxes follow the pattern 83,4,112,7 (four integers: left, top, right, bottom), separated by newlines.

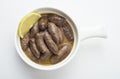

29,38,40,58
59,43,72,61
48,22,60,44
57,27,63,43
44,31,58,55
48,14,65,27
25,48,37,61
62,20,74,41
50,43,71,64
35,32,52,60
30,22,39,38
21,33,30,51
38,16,48,30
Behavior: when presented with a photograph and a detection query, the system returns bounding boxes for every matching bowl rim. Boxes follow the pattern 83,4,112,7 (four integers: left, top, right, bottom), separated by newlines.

14,7,80,70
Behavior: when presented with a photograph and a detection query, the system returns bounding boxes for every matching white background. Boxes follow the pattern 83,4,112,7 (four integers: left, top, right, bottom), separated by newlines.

0,0,120,79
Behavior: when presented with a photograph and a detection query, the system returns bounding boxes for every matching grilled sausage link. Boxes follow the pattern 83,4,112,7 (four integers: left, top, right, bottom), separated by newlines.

25,48,37,61
21,33,30,51
48,14,65,27
30,38,40,58
30,22,39,38
50,43,71,64
38,16,48,30
35,32,52,60
62,20,74,41
57,27,63,43
44,31,58,55
48,22,60,44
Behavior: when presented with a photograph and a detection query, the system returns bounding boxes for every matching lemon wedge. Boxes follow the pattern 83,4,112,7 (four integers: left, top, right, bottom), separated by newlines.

18,11,41,38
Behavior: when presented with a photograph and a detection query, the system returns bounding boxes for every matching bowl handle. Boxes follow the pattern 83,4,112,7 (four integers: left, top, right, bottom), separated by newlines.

79,25,107,41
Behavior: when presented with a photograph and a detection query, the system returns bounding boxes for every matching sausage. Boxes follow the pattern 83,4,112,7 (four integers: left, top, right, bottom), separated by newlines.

48,22,60,44
44,31,58,55
38,16,48,30
35,32,52,60
30,22,39,38
48,14,65,27
57,27,63,43
25,48,37,61
29,38,40,58
59,43,71,61
62,20,74,41
50,43,71,64
21,33,30,51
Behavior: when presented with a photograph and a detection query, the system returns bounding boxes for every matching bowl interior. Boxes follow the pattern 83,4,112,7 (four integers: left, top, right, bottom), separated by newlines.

15,8,79,70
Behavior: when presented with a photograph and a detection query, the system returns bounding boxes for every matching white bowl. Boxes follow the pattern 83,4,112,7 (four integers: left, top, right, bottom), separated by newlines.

15,8,107,70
